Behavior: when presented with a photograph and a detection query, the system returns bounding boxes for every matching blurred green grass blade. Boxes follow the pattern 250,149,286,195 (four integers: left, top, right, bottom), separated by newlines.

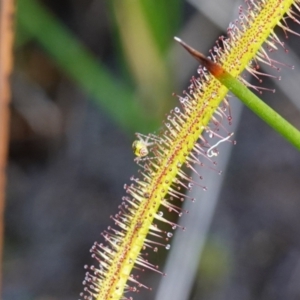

111,0,176,122
105,1,136,89
17,0,159,133
140,0,182,54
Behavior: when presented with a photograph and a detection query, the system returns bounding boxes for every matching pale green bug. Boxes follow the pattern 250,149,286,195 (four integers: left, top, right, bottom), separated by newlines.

132,133,161,159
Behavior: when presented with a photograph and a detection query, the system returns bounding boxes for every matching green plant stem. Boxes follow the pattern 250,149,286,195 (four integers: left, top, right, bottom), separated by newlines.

219,72,300,150
175,37,300,151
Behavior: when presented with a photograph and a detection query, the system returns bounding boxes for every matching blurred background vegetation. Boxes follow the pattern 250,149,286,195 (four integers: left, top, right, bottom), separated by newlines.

4,0,300,299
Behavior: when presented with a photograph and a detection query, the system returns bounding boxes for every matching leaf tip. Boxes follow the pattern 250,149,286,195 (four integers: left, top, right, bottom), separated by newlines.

174,36,225,77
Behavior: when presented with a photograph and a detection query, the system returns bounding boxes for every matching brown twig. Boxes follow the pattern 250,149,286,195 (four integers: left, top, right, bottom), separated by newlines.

0,0,15,293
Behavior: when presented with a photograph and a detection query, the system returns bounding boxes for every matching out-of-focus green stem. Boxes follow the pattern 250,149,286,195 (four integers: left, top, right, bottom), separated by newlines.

111,0,173,120
17,0,159,133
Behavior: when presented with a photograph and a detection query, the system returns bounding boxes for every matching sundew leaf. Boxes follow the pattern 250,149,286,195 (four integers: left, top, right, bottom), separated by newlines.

175,37,300,150
80,1,300,299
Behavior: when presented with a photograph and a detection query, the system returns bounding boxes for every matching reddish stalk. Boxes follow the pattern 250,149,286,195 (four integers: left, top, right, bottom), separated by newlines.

0,0,15,293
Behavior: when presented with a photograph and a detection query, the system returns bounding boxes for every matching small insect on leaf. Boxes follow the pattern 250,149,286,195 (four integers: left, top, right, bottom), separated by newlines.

132,140,149,157
132,133,161,158
132,133,152,158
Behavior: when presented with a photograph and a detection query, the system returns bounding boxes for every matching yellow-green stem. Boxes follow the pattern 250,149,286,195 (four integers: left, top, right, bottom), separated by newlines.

83,1,299,299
